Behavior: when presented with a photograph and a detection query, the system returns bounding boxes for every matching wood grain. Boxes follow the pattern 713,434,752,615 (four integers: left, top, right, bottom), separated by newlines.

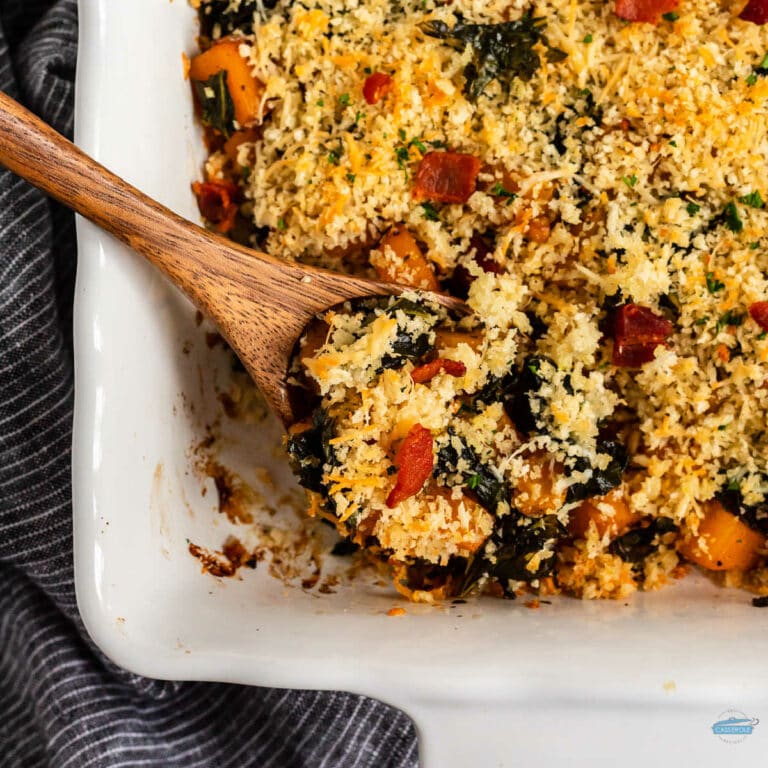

0,90,462,425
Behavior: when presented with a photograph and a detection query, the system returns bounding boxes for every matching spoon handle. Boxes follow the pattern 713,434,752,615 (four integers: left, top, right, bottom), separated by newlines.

0,89,393,422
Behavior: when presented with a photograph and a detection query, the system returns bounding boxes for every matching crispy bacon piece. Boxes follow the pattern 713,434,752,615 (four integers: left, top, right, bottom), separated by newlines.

386,424,434,508
192,180,239,233
613,303,674,367
740,0,768,24
411,358,467,384
363,72,394,105
614,0,679,23
413,151,481,205
749,301,768,330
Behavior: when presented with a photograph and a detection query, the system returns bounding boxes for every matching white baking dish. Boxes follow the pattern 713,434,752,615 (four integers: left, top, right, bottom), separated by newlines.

72,1,768,765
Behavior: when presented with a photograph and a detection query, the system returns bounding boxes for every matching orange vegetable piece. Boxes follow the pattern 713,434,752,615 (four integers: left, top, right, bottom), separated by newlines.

386,424,434,508
678,500,765,571
223,128,261,165
190,38,265,129
411,358,467,384
514,450,566,517
374,226,439,291
568,488,640,539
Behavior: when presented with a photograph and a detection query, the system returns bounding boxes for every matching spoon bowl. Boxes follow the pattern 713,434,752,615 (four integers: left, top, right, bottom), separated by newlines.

0,90,464,425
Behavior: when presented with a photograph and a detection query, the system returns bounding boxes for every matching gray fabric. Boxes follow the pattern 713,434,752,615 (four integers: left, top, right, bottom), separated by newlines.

0,2,419,765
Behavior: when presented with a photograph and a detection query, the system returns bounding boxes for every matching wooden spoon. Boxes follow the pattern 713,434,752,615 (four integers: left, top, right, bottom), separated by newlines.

0,91,462,425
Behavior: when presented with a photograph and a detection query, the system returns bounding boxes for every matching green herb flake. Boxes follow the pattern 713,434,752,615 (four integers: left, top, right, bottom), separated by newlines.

740,190,764,209
716,310,745,333
277,217,287,231
718,424,728,431
705,272,725,295
583,33,593,43
421,202,440,221
467,474,481,490
338,93,351,107
662,11,679,20
686,201,701,216
327,150,340,166
759,52,768,71
722,201,744,232
750,241,760,249
694,316,709,326
316,98,325,107
395,145,410,171
490,182,517,204
747,73,758,86
669,139,678,147
354,110,365,125
346,173,356,183
759,331,768,340
410,136,427,153
622,174,638,188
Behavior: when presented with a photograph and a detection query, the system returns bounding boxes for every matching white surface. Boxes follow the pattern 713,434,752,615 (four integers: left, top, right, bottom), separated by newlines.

72,1,768,765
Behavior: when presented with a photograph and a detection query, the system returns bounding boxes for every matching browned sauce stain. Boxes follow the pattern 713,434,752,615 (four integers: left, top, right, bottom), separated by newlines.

205,459,254,524
218,391,239,418
205,331,226,349
188,536,259,578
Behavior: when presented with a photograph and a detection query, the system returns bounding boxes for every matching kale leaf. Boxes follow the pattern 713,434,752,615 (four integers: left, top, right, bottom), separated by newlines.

420,13,567,101
565,439,629,503
193,71,235,137
609,517,677,567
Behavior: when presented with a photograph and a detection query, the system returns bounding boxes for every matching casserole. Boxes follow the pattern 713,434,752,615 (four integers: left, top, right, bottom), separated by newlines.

72,1,768,764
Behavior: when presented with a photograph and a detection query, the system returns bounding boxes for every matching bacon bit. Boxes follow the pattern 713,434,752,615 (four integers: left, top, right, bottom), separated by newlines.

716,344,731,363
363,72,394,104
740,0,768,24
411,358,467,384
386,424,434,508
387,606,407,617
613,303,674,367
413,151,481,205
749,301,768,330
192,180,239,233
615,0,679,23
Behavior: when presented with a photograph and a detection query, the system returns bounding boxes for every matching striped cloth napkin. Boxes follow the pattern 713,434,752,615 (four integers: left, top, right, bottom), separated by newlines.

0,1,417,765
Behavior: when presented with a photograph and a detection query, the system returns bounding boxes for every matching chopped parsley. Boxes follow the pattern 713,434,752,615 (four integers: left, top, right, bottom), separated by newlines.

490,182,517,204
583,33,593,43
747,73,758,86
662,11,679,21
316,98,324,107
421,202,440,221
705,272,725,295
338,93,351,107
716,310,745,333
467,474,481,490
346,173,356,183
277,217,287,231
740,190,764,209
723,201,743,232
686,201,701,216
327,150,340,165
621,174,638,188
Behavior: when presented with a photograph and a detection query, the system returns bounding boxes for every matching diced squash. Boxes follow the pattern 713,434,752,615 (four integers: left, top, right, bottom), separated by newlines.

568,487,640,539
223,128,260,165
514,450,566,517
372,226,439,291
678,500,764,571
433,327,484,352
190,38,264,129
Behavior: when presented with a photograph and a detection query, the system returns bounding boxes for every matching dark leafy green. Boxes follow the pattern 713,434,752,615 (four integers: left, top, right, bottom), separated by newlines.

420,13,567,100
285,408,336,493
505,355,555,434
193,71,235,137
434,433,508,513
716,483,768,535
609,517,677,567
198,0,270,38
566,439,629,503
